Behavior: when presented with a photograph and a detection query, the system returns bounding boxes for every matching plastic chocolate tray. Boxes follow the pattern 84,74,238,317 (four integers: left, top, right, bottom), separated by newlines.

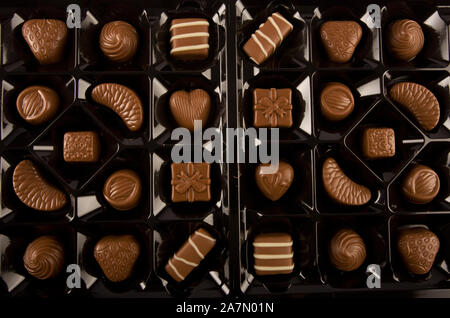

0,0,449,299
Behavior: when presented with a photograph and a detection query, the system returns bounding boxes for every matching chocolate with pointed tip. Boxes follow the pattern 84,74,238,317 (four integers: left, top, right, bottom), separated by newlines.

169,89,211,131
255,161,294,201
320,21,362,63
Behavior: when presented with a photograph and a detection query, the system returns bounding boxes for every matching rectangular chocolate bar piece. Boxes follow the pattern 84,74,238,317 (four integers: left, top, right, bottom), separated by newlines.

170,18,210,61
165,228,216,282
253,232,294,276
171,162,211,202
63,131,100,163
362,128,395,159
253,88,293,128
243,12,293,65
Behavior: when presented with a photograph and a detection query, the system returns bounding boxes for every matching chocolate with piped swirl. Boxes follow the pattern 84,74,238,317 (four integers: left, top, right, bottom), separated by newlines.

329,229,366,272
320,82,354,121
23,236,65,280
100,21,138,63
16,86,60,125
388,19,424,62
103,169,142,211
402,165,440,204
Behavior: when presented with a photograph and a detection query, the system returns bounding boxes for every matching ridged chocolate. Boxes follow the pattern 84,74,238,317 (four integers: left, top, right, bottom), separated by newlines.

320,21,362,63
329,229,366,272
100,21,138,62
23,236,64,280
389,82,440,131
16,86,60,125
320,82,354,121
388,19,424,62
13,160,67,211
255,160,294,201
103,169,142,211
362,128,396,159
169,89,211,131
91,83,143,131
402,165,440,204
63,131,101,163
253,232,294,276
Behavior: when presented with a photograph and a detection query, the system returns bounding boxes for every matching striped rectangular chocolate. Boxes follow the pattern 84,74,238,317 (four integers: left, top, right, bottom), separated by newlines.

253,232,294,276
170,18,210,61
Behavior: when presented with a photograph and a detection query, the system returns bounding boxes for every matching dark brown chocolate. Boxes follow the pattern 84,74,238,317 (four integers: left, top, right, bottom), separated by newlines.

171,162,211,203
255,160,294,201
388,19,424,62
170,18,209,61
169,89,211,131
253,232,294,276
402,165,440,204
329,229,366,272
320,82,354,121
103,169,142,211
23,236,65,280
320,21,362,63
16,86,60,125
362,128,396,159
63,131,100,163
100,21,138,62
253,88,293,128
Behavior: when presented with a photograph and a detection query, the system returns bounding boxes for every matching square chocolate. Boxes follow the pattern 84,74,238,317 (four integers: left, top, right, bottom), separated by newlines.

171,162,211,202
63,131,101,163
253,88,293,128
170,18,209,61
362,128,395,159
253,232,294,276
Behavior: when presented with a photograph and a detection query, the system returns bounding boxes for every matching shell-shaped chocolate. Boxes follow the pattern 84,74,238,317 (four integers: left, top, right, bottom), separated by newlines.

13,160,67,211
16,86,60,125
322,157,371,206
23,236,65,280
329,229,366,272
103,169,142,211
388,19,424,62
100,21,138,62
91,83,143,131
402,165,440,204
389,82,440,131
169,89,211,131
320,82,354,121
320,21,362,63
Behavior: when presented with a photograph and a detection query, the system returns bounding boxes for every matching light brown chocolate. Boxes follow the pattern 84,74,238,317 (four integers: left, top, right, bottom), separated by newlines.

388,19,424,62
253,88,293,128
23,236,65,280
362,128,396,159
255,161,294,201
100,21,138,62
320,82,354,121
253,232,294,276
170,18,210,61
329,229,366,272
402,165,440,204
171,162,211,203
320,21,362,63
103,169,142,211
63,131,100,163
16,86,60,125
169,89,211,131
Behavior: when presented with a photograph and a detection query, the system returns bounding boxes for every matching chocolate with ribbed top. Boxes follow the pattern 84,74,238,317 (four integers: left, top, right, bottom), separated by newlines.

16,86,60,125
402,165,440,204
103,169,142,211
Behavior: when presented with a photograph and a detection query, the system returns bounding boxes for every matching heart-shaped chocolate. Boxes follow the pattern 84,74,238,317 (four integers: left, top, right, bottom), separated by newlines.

169,89,211,131
320,21,362,63
255,161,294,201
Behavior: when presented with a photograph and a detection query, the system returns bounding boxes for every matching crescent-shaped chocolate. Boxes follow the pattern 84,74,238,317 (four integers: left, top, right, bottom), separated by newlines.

402,165,440,204
12,160,67,211
329,229,366,272
322,157,371,206
23,236,65,280
91,83,143,131
103,169,142,211
388,19,424,62
16,86,60,125
100,21,138,63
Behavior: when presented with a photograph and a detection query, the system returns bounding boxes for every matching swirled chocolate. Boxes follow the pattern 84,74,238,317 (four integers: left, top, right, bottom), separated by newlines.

100,21,138,63
16,86,60,125
402,165,440,204
320,82,354,121
320,21,362,63
103,169,142,211
23,236,65,280
329,229,366,272
255,160,294,201
388,19,424,62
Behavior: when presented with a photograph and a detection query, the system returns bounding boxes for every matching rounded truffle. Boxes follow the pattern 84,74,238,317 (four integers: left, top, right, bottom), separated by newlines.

388,19,424,62
23,236,65,280
329,229,366,272
103,169,142,211
16,86,60,125
100,21,138,62
320,82,354,121
402,165,440,204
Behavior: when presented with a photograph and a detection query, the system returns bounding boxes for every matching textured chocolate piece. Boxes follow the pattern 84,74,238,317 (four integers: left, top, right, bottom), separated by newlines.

171,162,211,203
255,161,294,201
13,159,67,211
388,19,424,62
23,236,65,280
320,21,362,63
91,83,143,131
243,12,294,65
362,128,396,159
22,19,68,64
16,86,60,125
100,21,138,62
320,82,354,121
322,157,371,206
103,169,142,211
253,88,293,128
170,18,209,61
94,235,140,282
397,227,440,275
389,82,440,131
253,232,294,276
165,228,216,282
402,165,440,204
329,229,366,272
63,131,100,163
169,89,211,131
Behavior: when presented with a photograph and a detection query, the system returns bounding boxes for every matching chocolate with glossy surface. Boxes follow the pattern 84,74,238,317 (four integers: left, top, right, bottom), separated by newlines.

320,82,354,121
253,232,294,276
171,162,211,203
16,86,60,125
169,89,211,131
320,21,362,63
388,19,424,62
362,128,396,159
63,131,100,163
255,160,294,201
103,169,142,211
329,229,366,272
23,236,65,279
253,88,293,128
170,18,209,61
402,165,440,204
100,21,138,62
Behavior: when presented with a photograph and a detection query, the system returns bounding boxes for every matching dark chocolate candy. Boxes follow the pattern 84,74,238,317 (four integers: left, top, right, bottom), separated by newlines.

253,88,293,128
171,162,211,203
103,169,142,211
402,165,440,204
255,160,294,201
22,19,68,65
169,89,211,131
320,21,362,63
388,19,424,62
13,159,67,211
253,232,294,276
16,86,60,125
362,128,396,159
165,228,216,282
100,21,138,63
63,131,100,163
320,82,354,121
23,236,65,280
170,18,209,61
329,229,366,272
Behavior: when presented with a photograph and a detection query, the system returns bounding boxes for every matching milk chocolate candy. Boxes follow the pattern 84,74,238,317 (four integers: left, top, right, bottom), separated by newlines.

253,232,294,276
13,159,67,211
63,131,100,163
22,19,68,64
170,18,210,61
171,162,211,203
169,89,211,131
322,157,371,206
329,229,366,272
253,88,293,128
94,235,140,283
255,161,294,201
91,83,143,131
362,128,396,159
23,236,65,280
397,227,440,275
388,19,424,62
16,86,60,125
320,82,354,121
243,12,293,65
103,169,142,211
389,82,440,131
165,228,216,282
402,165,440,204
100,21,139,63
320,21,362,63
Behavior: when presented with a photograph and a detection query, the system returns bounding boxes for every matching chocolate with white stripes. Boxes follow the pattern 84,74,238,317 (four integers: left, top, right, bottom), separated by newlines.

165,228,216,282
170,18,210,61
253,232,294,276
243,12,293,65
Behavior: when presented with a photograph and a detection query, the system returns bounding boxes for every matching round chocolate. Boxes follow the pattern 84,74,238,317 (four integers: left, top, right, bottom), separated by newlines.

402,165,440,204
329,229,366,272
16,86,60,125
23,236,64,280
388,19,424,62
100,21,138,63
320,82,354,121
103,169,142,211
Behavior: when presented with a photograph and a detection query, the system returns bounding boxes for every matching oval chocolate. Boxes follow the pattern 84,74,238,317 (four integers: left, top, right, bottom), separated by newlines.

103,169,142,211
402,165,440,204
320,82,354,121
16,86,60,125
